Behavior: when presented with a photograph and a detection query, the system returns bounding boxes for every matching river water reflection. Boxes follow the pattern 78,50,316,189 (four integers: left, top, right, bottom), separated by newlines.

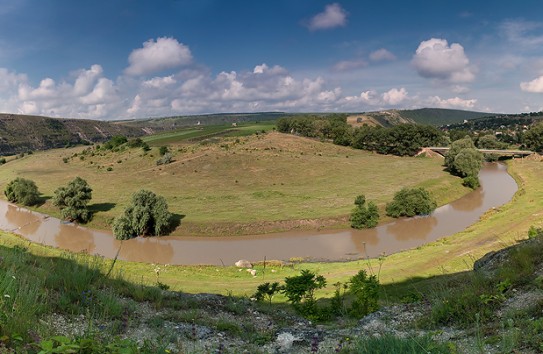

0,163,517,265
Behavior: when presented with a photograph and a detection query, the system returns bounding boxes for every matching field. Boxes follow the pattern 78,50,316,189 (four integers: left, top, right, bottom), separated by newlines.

0,130,467,236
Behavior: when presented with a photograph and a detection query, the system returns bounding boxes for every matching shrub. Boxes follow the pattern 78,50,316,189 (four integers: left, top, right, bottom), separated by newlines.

350,195,379,229
0,157,6,165
462,176,480,189
103,135,128,150
158,146,169,156
282,270,327,319
52,177,92,223
156,152,173,166
386,187,436,218
112,189,172,240
348,270,379,318
4,178,40,206
253,282,282,305
127,138,145,148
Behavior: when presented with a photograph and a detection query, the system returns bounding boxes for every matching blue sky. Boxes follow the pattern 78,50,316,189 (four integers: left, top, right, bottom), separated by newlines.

0,0,542,120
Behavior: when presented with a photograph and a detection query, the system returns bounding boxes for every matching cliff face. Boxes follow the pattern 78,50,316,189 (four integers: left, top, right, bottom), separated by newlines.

0,114,144,155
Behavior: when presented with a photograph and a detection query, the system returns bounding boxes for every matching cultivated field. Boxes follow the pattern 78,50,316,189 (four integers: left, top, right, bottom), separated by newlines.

0,131,467,236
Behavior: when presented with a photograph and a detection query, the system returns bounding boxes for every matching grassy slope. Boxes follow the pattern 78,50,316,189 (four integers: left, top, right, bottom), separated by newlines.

0,113,143,155
0,131,466,236
397,108,492,126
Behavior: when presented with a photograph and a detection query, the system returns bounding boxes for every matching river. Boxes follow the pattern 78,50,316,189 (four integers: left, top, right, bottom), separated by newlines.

0,163,517,265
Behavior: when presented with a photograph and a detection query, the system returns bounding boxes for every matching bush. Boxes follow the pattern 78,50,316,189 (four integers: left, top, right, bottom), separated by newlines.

158,146,169,156
0,157,6,165
282,270,327,319
52,177,92,223
156,152,173,166
350,195,379,229
4,178,40,206
112,190,172,240
348,270,379,318
386,187,436,218
462,176,480,189
102,135,127,150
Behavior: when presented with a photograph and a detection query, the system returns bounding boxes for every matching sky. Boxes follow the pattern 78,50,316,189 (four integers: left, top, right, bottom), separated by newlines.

0,0,543,120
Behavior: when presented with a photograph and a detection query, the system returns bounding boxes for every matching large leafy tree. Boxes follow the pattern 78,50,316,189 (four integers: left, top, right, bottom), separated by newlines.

445,136,484,178
4,178,40,206
52,177,92,223
113,189,172,240
524,122,543,152
385,187,437,218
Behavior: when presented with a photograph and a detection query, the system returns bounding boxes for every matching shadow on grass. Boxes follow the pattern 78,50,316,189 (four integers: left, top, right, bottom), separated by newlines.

168,213,185,233
35,195,52,207
88,202,116,213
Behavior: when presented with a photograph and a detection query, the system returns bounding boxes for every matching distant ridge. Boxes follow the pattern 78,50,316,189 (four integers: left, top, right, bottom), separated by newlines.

346,108,494,127
0,113,143,155
396,108,494,126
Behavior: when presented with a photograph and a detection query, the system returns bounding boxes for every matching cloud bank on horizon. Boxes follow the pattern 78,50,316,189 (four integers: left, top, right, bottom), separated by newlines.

0,1,542,120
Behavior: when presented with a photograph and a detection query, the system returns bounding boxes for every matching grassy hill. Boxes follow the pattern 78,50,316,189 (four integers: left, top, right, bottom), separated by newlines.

0,113,144,155
346,108,492,128
0,131,467,236
117,112,285,134
397,108,493,125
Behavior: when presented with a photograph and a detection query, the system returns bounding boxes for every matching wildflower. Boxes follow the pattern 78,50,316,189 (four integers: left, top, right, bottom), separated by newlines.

4,294,10,298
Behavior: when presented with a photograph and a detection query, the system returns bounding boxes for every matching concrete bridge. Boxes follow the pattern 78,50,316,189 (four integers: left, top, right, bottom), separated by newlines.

426,147,534,157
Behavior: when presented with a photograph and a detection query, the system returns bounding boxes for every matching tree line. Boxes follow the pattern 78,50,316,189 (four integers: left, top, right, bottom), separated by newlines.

276,115,447,156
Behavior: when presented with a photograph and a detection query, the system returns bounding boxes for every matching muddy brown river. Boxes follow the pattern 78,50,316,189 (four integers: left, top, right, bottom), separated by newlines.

0,163,517,265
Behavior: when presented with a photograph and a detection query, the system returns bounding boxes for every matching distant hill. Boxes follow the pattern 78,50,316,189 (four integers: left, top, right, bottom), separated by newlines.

396,108,493,125
346,108,493,127
118,112,285,134
0,113,143,155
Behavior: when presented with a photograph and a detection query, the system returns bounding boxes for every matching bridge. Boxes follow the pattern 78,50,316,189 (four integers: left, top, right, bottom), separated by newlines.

426,147,534,157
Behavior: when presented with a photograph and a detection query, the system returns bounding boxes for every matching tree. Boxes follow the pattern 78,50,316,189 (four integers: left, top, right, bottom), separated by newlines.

282,269,326,318
4,178,40,206
350,195,379,229
52,177,92,223
112,189,172,240
476,134,508,149
386,187,437,218
524,122,543,152
444,136,484,178
454,148,484,178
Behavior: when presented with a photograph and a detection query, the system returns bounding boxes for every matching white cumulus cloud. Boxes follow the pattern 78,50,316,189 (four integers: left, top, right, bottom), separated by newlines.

427,96,477,109
125,37,192,76
369,48,396,62
520,75,543,93
307,3,347,31
382,88,408,105
412,38,475,83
